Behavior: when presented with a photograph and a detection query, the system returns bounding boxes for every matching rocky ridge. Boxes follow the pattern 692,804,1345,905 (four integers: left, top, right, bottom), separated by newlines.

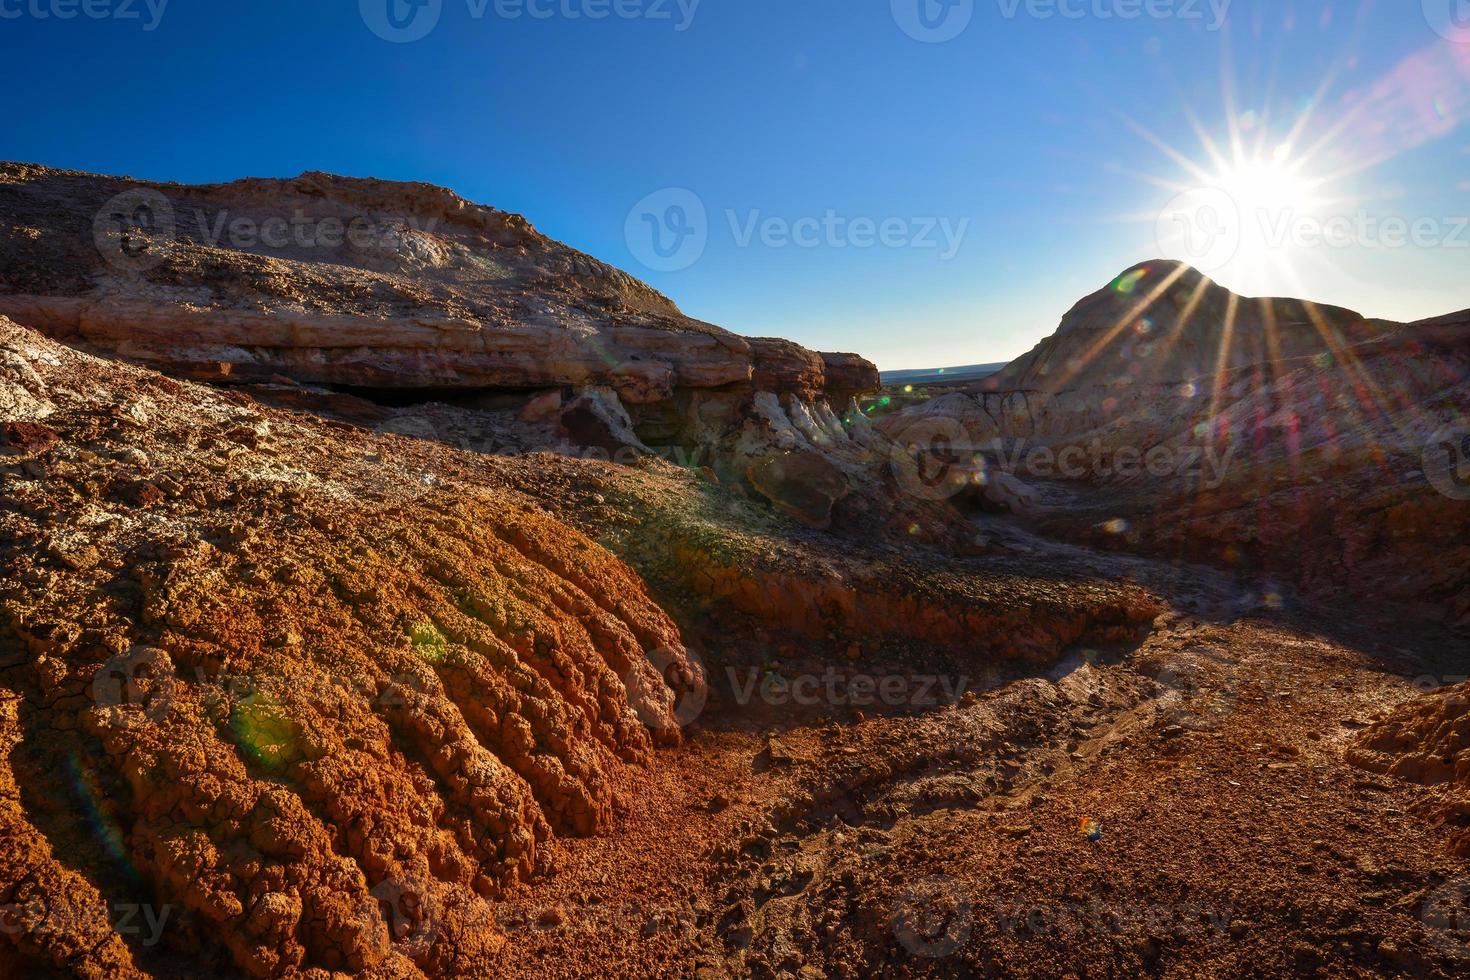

0,162,875,408
883,260,1470,622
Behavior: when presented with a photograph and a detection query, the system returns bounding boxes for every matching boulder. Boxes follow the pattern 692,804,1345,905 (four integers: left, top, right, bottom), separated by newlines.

746,450,850,529
559,387,649,458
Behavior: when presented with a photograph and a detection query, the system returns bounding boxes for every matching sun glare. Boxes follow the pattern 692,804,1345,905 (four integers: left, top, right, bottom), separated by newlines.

1214,151,1321,217
1151,137,1338,295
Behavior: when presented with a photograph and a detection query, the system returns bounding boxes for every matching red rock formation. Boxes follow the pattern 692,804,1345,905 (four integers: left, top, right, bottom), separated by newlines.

0,317,699,976
886,262,1470,622
0,163,876,407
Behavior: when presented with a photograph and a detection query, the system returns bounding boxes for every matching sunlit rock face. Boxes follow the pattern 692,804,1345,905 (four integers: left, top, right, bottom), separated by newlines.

988,259,1385,394
0,163,895,538
885,262,1470,623
0,163,876,409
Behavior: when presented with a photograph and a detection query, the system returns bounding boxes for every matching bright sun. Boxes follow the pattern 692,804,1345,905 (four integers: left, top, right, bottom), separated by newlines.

1214,152,1321,216
1154,144,1332,284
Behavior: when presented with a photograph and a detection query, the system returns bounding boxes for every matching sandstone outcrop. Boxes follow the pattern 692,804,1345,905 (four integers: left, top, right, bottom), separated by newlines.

0,163,893,538
0,163,876,408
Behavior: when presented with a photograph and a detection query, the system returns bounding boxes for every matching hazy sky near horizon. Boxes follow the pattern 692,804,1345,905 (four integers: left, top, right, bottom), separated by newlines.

3,0,1468,369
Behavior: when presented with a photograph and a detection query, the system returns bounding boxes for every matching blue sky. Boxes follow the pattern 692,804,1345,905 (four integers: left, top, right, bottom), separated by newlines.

3,0,1467,368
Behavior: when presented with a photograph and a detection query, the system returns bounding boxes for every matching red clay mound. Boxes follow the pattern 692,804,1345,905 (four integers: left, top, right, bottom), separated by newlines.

0,316,699,977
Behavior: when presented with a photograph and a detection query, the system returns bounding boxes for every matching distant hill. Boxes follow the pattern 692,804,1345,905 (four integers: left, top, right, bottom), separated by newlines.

879,362,1008,387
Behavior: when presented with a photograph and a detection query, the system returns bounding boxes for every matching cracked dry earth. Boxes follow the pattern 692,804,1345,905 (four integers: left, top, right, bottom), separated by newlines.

3,312,1470,979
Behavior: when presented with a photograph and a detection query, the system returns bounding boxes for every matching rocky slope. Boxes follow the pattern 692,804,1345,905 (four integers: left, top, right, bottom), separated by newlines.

1351,680,1470,857
0,163,875,407
884,260,1470,622
0,311,1171,977
2,162,1468,978
0,316,705,977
